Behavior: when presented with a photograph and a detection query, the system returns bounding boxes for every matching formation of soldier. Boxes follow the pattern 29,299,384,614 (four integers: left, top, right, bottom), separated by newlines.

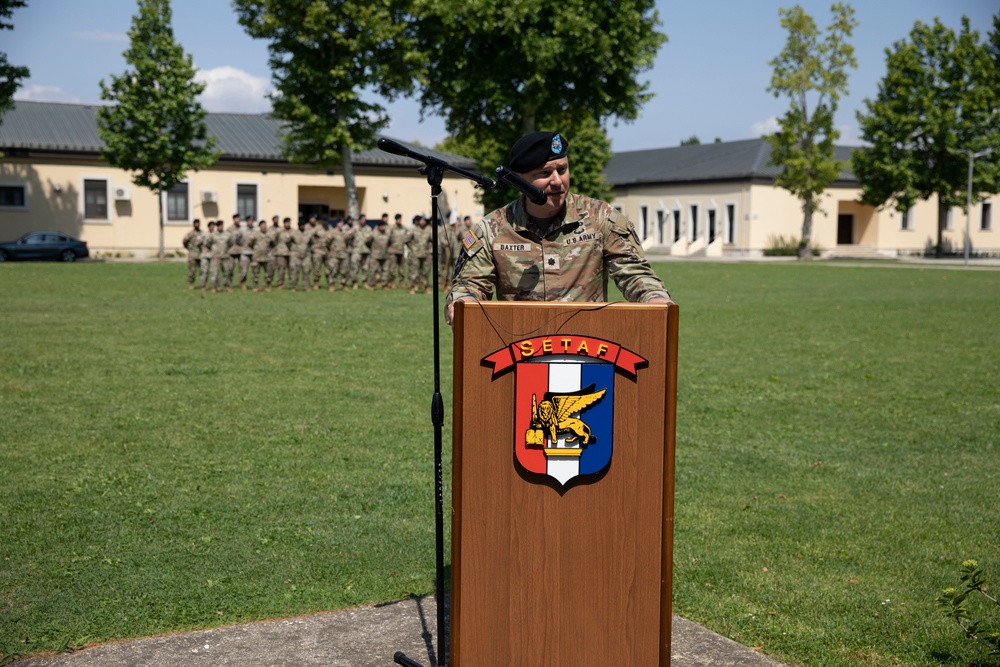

182,212,476,293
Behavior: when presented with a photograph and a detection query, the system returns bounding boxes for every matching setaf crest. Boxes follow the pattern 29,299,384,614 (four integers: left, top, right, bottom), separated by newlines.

483,335,646,487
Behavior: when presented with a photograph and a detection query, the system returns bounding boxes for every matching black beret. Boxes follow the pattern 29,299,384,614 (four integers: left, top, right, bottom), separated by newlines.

509,131,569,173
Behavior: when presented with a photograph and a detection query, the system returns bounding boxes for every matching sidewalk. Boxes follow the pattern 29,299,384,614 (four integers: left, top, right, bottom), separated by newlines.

15,597,786,667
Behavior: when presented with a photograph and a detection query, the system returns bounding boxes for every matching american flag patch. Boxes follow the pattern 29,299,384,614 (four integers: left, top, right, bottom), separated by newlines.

463,230,478,251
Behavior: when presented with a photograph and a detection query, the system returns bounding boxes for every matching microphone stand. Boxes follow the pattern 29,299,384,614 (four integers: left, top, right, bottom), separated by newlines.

377,138,498,667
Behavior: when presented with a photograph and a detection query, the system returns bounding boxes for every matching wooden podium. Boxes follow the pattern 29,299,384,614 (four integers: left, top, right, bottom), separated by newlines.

451,301,677,667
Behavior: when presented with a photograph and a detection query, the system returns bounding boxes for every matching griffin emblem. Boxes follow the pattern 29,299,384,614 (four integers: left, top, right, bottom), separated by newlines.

527,385,606,447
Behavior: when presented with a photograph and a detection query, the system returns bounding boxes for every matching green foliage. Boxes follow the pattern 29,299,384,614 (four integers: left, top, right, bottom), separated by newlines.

0,0,30,124
680,135,701,146
937,560,1000,660
766,2,857,259
762,234,819,256
416,0,663,212
234,0,420,217
98,0,219,260
853,15,1000,257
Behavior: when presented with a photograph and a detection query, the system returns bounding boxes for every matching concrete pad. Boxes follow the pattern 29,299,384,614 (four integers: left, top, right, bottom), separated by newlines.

15,598,787,667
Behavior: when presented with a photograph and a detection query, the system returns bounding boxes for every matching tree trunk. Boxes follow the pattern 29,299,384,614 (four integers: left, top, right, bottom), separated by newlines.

798,196,813,259
341,143,359,218
157,187,165,260
936,197,947,258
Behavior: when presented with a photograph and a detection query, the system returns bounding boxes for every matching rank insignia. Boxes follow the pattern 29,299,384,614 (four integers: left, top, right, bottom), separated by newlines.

551,134,563,154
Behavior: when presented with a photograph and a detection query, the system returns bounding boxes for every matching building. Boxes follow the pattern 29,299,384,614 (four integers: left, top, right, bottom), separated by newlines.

605,138,997,258
0,101,483,257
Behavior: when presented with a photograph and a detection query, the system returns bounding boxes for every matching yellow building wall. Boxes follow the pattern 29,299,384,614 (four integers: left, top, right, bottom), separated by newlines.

0,157,484,257
613,180,1000,257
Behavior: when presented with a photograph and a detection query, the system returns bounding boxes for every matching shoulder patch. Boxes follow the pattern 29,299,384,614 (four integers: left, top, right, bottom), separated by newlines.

462,228,480,253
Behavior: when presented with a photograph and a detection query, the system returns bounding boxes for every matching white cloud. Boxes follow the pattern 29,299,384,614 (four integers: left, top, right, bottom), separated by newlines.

195,66,272,114
73,30,128,42
751,115,780,136
14,85,81,104
835,123,864,146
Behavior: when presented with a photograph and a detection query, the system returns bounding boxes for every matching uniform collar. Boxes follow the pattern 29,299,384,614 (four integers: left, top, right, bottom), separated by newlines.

510,192,584,236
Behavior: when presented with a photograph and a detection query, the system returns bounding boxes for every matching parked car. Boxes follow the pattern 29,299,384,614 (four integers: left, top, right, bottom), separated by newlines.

0,232,89,262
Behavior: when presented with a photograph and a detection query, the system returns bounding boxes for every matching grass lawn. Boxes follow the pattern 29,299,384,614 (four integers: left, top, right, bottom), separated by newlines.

1,260,999,666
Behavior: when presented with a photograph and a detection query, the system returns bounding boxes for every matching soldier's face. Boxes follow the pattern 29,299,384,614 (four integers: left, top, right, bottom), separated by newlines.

521,157,570,217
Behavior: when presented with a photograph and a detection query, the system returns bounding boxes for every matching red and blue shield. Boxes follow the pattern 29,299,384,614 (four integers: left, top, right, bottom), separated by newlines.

483,335,646,487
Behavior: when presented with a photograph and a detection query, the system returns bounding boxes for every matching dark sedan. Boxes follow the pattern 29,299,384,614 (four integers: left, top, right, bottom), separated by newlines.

0,232,89,262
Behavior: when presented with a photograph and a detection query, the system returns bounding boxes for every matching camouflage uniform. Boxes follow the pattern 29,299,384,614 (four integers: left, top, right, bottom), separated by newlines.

271,226,293,288
309,225,329,288
289,227,313,291
367,225,392,288
349,223,372,287
407,223,433,293
325,225,350,290
182,227,202,287
225,227,241,288
248,227,273,290
197,229,212,288
235,225,254,289
447,192,669,308
387,222,409,288
208,228,233,291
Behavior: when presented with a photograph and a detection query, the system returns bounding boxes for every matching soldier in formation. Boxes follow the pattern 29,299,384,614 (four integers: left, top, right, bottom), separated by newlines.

187,211,479,296
182,218,203,289
407,215,433,294
248,220,273,291
367,218,392,289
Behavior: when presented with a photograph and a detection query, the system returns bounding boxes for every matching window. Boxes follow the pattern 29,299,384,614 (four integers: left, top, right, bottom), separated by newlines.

656,210,666,245
981,201,993,231
707,208,717,244
725,204,736,244
0,184,27,209
166,182,189,221
671,209,681,243
689,204,699,241
237,184,257,220
84,179,108,220
900,207,913,231
638,205,648,241
945,208,954,231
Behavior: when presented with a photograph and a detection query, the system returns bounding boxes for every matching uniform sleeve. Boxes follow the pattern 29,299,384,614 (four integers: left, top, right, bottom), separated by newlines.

446,221,495,307
603,209,671,302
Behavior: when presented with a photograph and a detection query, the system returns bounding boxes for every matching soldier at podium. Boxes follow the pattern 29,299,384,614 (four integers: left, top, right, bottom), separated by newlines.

445,131,672,325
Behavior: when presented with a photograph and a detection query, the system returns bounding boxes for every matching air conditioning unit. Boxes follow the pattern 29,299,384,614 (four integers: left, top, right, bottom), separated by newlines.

201,191,218,203
113,185,131,200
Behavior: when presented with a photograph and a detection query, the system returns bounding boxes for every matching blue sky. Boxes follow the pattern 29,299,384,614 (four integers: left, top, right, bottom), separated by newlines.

6,0,997,152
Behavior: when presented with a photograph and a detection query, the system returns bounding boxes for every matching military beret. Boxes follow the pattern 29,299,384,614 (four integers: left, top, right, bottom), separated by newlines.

509,131,569,173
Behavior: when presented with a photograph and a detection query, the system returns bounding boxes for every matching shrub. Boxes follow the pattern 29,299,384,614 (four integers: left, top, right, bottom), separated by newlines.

937,560,1000,661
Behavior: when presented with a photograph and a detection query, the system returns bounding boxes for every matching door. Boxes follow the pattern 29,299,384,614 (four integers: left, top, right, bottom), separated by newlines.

837,214,854,245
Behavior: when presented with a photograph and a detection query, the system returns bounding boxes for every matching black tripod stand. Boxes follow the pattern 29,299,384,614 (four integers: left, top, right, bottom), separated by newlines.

377,138,499,667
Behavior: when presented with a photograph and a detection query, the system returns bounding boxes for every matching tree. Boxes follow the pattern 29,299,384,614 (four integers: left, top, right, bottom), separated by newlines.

0,0,29,124
766,2,857,259
853,15,1000,257
415,0,665,212
234,0,420,218
680,136,701,146
98,0,218,259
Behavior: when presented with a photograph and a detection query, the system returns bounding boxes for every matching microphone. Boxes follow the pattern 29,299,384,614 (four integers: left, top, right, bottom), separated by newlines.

496,166,547,205
377,137,499,191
